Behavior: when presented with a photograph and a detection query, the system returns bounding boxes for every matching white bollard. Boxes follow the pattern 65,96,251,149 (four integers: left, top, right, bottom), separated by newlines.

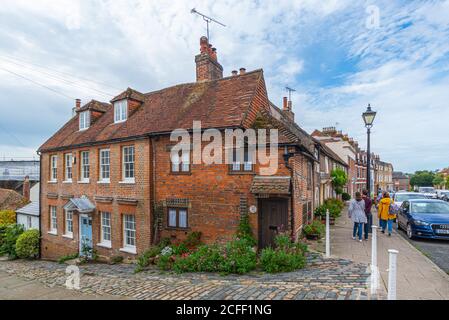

371,225,378,269
325,209,330,258
387,249,399,300
370,225,379,295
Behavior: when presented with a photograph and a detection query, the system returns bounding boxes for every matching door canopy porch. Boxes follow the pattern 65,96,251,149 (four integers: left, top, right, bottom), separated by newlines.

63,196,95,213
250,176,291,195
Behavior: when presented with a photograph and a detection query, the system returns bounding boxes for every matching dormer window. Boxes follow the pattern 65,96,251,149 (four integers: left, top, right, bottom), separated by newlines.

114,100,128,123
79,111,90,130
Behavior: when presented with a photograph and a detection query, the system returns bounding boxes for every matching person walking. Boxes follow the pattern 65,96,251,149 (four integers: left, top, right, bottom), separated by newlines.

348,192,367,242
378,191,395,236
362,189,373,240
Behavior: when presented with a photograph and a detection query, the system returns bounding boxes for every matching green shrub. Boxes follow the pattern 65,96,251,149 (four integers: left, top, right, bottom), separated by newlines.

313,205,327,219
0,210,16,225
303,220,325,238
0,224,24,259
220,239,257,274
173,244,224,273
236,214,257,246
58,253,79,264
323,198,344,218
157,254,174,271
260,248,306,273
182,231,202,249
135,246,162,272
15,229,39,259
110,255,124,265
172,243,189,256
260,234,307,273
342,192,351,201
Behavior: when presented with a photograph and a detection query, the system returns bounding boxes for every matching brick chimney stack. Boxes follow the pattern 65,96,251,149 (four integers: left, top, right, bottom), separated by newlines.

195,36,223,82
76,99,81,110
282,97,295,122
23,175,30,202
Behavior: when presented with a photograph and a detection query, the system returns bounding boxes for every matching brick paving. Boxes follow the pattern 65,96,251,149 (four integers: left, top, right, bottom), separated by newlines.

0,254,385,300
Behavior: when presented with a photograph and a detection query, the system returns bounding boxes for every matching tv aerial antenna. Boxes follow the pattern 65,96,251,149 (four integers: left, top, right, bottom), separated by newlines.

191,8,226,41
285,86,296,101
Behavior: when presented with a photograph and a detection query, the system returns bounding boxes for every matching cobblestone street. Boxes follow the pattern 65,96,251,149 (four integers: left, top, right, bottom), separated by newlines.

0,254,383,300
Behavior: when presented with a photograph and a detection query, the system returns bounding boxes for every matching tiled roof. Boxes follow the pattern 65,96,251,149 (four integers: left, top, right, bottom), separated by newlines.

0,188,28,211
78,100,111,113
250,176,291,194
111,87,145,103
39,70,264,152
16,201,39,217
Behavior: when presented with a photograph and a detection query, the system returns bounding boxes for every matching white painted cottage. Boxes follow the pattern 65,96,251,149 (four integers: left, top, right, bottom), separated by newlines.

16,182,39,231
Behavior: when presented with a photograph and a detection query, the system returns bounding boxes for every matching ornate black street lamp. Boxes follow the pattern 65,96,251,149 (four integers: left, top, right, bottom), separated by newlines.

362,104,377,197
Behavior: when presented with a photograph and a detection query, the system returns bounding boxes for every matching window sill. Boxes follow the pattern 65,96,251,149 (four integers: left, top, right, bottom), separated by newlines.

47,231,58,236
97,242,112,249
47,180,57,184
165,227,190,231
119,247,137,255
119,180,135,185
97,180,110,184
62,180,73,184
170,171,192,176
78,180,90,184
62,234,73,239
228,171,256,175
114,119,127,124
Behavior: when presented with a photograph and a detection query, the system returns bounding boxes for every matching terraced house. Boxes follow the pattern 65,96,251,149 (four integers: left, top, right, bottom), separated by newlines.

38,37,317,260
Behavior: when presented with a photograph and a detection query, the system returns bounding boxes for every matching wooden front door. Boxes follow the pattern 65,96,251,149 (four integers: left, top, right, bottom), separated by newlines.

258,198,288,248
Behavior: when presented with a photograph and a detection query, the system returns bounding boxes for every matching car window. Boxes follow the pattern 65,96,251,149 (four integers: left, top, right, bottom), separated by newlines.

411,202,449,214
395,194,427,202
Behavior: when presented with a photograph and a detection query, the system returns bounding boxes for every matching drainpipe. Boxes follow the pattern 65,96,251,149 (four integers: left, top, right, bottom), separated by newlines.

37,151,42,259
283,145,295,240
150,136,159,245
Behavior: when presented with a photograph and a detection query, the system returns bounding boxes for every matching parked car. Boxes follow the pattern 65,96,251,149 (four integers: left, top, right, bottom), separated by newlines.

393,192,428,207
398,199,449,240
418,187,437,199
436,190,449,201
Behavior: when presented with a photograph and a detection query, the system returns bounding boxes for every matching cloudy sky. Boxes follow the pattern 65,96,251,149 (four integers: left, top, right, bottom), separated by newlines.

0,0,448,173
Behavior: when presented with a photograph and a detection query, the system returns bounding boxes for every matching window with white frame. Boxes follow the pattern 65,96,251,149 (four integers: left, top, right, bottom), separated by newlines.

100,212,111,245
80,151,90,181
123,214,136,249
231,143,253,172
65,210,73,236
114,100,127,123
122,146,135,181
171,150,190,173
50,206,57,233
79,111,90,130
64,153,73,181
99,149,110,182
50,155,57,181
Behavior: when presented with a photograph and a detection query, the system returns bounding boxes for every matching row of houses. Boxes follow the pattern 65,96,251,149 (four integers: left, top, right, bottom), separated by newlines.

14,36,394,261
312,127,394,196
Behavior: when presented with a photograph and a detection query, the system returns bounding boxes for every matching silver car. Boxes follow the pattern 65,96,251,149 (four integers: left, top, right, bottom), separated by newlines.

393,192,428,207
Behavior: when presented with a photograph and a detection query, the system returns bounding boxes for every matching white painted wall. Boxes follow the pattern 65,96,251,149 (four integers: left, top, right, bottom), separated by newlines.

16,214,39,231
30,183,39,202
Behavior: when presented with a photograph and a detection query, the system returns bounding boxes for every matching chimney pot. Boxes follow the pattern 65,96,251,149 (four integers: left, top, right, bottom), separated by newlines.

283,97,288,110
75,99,81,110
232,70,238,76
239,68,246,75
195,37,223,82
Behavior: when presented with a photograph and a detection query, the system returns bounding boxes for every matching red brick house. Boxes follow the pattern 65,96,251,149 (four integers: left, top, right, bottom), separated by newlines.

38,37,317,260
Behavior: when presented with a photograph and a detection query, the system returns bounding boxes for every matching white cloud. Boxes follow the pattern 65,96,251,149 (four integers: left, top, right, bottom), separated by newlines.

0,0,448,173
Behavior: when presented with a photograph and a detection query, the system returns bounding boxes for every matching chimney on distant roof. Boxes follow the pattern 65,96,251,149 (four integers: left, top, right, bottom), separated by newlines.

23,175,30,202
282,97,295,122
231,70,238,76
72,99,81,117
195,36,223,82
239,68,246,75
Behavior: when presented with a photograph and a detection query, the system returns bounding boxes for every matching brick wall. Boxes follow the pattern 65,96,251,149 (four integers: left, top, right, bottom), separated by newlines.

40,139,151,260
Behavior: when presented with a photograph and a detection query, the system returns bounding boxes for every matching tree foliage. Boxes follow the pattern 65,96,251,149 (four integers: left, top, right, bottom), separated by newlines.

410,171,436,187
432,174,445,187
331,168,348,195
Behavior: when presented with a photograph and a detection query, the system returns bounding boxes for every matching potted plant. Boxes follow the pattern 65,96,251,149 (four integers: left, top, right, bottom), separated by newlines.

303,220,325,240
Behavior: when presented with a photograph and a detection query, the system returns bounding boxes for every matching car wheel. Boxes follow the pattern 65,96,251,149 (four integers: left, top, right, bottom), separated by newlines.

407,224,415,240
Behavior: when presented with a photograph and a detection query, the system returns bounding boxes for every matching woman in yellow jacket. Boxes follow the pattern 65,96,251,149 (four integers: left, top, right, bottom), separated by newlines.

378,192,395,236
